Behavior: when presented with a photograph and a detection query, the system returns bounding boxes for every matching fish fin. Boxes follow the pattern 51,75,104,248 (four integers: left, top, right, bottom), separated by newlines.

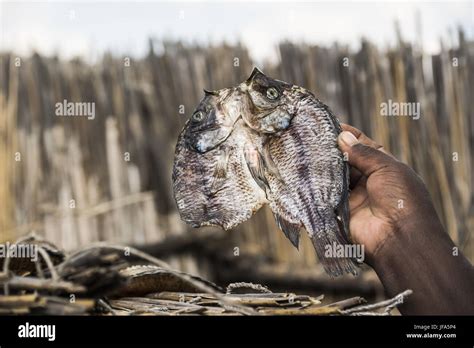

210,150,229,194
335,162,352,243
244,144,269,194
310,231,359,277
262,140,283,182
203,88,219,96
246,67,266,84
274,214,301,249
307,211,358,277
336,198,351,244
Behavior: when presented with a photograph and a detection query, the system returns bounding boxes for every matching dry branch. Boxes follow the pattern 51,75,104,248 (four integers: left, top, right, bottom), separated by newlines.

0,236,411,316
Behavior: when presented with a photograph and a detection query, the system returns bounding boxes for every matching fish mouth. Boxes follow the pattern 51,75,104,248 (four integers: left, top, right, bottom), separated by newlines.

187,128,233,154
257,109,280,120
189,124,223,134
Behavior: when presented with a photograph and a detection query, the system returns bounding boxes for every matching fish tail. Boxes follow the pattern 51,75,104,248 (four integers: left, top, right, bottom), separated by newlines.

308,210,359,277
311,233,359,277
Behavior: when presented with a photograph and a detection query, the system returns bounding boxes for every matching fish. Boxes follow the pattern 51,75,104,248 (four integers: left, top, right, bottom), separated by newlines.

172,69,358,277
236,68,357,276
172,88,268,230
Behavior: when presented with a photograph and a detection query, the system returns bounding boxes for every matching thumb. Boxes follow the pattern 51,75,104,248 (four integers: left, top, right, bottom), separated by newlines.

338,131,397,177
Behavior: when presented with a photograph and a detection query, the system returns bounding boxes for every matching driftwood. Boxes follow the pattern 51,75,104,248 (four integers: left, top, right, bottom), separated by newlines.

0,235,410,316
340,290,413,316
104,290,411,316
0,275,85,293
323,296,367,310
0,293,94,315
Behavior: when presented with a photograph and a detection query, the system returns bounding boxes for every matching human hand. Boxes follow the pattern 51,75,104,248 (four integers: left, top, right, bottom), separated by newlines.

337,124,443,264
337,124,474,314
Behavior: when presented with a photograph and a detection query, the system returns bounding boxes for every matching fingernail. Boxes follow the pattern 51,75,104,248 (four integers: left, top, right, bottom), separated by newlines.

340,131,358,146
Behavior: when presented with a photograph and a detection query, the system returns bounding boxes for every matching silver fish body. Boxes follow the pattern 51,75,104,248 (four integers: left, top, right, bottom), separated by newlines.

172,69,358,277
172,90,267,230
232,69,356,276
261,96,355,276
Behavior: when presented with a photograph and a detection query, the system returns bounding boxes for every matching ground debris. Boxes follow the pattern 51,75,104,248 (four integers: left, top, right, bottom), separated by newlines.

0,235,411,315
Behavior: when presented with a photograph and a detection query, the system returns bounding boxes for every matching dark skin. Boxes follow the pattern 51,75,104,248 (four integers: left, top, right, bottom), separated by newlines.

337,124,474,315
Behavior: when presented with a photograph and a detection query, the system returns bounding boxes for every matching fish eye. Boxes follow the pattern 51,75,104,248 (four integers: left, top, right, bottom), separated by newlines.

266,87,279,100
192,111,205,122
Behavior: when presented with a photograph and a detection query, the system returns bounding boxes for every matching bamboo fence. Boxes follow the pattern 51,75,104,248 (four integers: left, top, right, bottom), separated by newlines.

0,32,472,280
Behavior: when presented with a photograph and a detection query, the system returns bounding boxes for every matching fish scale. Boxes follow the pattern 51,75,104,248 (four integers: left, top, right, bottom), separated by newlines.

172,68,358,277
248,85,357,275
173,95,268,230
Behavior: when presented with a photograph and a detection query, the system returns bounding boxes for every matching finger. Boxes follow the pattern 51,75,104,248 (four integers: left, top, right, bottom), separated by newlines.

341,124,379,148
338,131,399,178
340,125,366,186
341,123,395,159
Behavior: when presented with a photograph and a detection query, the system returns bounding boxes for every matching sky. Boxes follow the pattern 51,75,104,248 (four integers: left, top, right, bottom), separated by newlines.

0,1,473,63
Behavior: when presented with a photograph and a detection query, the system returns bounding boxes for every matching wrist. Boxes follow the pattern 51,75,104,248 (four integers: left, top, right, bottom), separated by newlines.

371,215,446,275
367,215,473,314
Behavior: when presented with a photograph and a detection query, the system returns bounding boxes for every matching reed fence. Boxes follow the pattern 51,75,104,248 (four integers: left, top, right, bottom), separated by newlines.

1,31,472,281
